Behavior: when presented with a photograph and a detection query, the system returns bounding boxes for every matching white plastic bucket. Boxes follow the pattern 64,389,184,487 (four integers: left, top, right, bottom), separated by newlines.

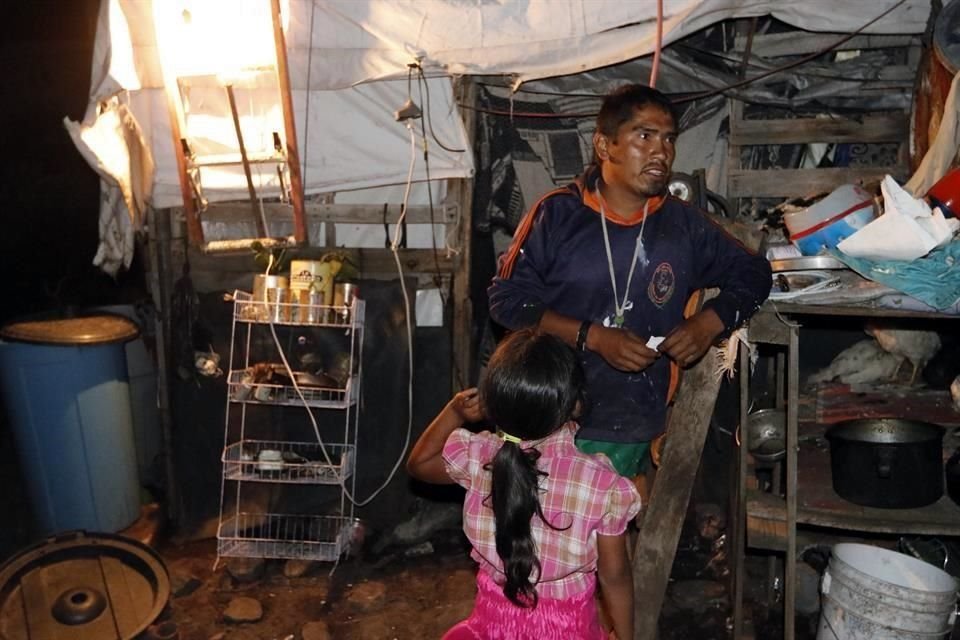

817,543,959,640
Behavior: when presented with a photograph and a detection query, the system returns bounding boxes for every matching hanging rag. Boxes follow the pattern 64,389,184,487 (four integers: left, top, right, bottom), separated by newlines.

64,99,154,277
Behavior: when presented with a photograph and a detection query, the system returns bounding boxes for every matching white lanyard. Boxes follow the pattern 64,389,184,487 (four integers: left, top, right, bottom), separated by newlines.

597,189,649,327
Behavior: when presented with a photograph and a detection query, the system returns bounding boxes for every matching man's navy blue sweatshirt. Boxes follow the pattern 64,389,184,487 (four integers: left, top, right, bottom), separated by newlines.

488,172,772,444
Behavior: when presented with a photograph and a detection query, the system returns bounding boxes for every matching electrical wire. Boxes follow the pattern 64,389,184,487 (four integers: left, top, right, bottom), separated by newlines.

416,64,467,153
464,0,909,114
259,122,415,509
249,125,419,508
676,0,908,103
416,66,467,389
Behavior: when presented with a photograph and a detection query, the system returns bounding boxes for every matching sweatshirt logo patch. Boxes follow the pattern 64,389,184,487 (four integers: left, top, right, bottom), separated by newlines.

648,262,675,307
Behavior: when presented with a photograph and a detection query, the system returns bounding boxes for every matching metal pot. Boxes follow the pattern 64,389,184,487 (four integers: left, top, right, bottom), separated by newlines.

746,408,786,463
825,418,944,509
946,448,960,507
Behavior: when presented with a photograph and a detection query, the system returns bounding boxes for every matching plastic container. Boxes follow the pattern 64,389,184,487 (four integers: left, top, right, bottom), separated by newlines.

95,305,162,487
817,543,959,639
0,313,142,534
926,167,960,218
784,184,876,255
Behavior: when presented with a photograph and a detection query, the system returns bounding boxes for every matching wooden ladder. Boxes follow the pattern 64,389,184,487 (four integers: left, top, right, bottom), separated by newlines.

159,0,307,251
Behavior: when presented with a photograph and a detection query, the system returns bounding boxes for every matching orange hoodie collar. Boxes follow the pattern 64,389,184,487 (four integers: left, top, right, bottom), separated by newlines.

575,170,666,225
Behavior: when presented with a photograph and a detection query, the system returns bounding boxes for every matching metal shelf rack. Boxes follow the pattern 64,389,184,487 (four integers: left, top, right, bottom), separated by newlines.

217,289,364,562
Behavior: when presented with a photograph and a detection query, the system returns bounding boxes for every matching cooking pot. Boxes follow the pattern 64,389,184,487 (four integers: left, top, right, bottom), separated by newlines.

946,448,960,507
825,418,944,509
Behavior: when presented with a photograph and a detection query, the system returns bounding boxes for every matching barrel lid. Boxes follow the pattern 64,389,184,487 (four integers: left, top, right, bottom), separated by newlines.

0,314,139,346
0,531,170,640
934,0,960,75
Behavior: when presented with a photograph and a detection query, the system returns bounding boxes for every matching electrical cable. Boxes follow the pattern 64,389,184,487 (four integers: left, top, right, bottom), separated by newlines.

463,0,909,114
676,0,908,103
252,125,419,508
416,64,466,153
415,70,467,390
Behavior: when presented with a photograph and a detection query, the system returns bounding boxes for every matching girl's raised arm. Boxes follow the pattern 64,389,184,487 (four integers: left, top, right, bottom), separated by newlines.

407,388,481,484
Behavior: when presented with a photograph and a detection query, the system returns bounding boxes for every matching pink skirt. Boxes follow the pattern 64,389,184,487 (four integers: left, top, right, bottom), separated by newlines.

442,570,605,640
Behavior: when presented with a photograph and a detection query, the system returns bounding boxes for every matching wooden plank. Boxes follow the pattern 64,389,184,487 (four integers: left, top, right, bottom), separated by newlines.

633,290,720,640
747,310,792,346
728,166,903,199
732,341,750,640
187,247,456,293
201,201,458,225
730,113,907,146
746,513,788,551
271,0,307,244
452,77,477,391
766,300,960,320
785,326,799,640
732,32,917,57
148,208,181,526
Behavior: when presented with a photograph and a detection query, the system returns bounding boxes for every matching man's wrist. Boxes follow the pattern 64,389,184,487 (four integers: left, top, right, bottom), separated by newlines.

575,320,592,351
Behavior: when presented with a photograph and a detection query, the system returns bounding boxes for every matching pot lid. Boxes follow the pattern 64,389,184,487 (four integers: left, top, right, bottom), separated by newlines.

0,314,139,346
0,531,170,640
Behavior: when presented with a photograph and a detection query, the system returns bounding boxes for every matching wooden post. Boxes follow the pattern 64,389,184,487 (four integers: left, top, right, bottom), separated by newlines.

632,290,721,640
271,0,308,245
160,67,203,245
731,340,750,638
451,77,477,390
146,207,180,526
785,326,799,640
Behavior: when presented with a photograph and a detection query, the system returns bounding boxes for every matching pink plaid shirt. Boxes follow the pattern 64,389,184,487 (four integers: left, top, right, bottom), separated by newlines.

443,422,642,600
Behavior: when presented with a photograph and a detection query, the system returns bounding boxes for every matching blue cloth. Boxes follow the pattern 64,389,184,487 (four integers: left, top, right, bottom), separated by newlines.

832,241,960,310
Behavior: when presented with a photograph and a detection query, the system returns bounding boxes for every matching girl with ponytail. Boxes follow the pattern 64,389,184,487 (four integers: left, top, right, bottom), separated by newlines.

408,329,642,639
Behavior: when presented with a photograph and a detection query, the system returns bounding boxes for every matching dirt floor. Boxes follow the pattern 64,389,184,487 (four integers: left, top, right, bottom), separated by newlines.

153,509,741,640
161,534,477,640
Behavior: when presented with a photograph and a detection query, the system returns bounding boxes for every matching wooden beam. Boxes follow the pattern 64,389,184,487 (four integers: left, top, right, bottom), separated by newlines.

187,247,456,293
633,290,720,640
200,201,458,226
145,207,181,526
159,41,202,245
451,78,477,391
728,167,903,199
271,0,307,245
730,113,908,146
732,32,917,57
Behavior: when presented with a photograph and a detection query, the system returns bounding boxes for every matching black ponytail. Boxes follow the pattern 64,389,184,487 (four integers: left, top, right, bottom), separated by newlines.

481,329,586,608
489,443,547,607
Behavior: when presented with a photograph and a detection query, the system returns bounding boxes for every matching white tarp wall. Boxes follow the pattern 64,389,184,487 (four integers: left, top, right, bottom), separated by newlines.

69,0,928,272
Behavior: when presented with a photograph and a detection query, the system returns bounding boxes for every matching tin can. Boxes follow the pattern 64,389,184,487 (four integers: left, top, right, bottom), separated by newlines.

252,274,288,321
266,287,289,323
290,260,327,293
333,283,359,324
306,291,323,324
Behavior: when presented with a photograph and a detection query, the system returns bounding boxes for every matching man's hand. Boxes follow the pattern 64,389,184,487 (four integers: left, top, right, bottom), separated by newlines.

658,308,725,368
587,324,660,372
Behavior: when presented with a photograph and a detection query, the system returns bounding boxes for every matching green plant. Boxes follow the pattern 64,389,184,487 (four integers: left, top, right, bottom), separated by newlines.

251,241,290,275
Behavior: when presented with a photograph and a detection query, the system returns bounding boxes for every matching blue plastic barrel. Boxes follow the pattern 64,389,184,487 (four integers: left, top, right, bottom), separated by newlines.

0,314,141,534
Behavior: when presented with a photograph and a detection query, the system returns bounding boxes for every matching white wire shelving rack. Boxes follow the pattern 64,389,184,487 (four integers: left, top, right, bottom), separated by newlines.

217,291,364,562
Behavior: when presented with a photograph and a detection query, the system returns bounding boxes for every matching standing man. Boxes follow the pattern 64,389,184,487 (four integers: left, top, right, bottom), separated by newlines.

488,84,771,479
